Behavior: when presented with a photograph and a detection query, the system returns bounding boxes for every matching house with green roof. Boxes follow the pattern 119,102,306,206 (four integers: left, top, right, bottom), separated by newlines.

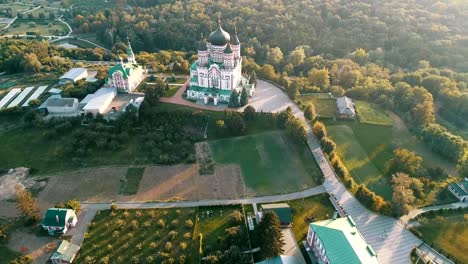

41,208,77,236
261,203,293,228
107,40,146,92
50,240,80,264
447,180,468,202
305,216,379,264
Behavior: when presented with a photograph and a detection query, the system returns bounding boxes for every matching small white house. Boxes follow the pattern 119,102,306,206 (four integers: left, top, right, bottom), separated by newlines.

59,68,88,84
41,208,78,236
50,240,80,264
337,96,356,118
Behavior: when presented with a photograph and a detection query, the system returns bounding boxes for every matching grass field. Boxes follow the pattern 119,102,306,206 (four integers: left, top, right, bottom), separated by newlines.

76,208,198,263
414,212,468,264
163,85,180,97
327,123,393,199
209,131,322,195
289,194,336,241
355,100,393,126
4,22,67,36
326,116,458,201
299,95,337,118
119,167,145,195
0,126,147,175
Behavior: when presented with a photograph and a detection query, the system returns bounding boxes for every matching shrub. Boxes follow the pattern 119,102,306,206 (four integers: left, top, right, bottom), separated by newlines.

180,242,188,250
320,136,336,155
171,219,179,227
157,219,166,228
312,121,327,140
150,242,158,249
165,242,173,251
230,210,244,225
169,230,178,240
136,210,143,217
185,219,194,228
183,232,191,239
66,199,81,214
110,204,118,211
131,219,139,230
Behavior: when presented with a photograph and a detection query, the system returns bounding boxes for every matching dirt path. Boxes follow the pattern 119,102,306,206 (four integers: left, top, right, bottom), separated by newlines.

7,230,58,264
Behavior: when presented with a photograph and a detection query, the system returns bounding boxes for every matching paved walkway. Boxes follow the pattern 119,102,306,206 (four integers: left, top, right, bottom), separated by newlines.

72,185,326,245
159,79,238,111
400,202,468,225
282,229,306,264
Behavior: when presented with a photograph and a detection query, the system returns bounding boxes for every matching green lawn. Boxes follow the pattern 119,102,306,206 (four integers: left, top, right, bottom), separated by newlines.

169,78,188,84
163,85,180,97
209,131,322,195
76,208,198,263
0,127,145,175
414,212,468,264
299,95,337,118
355,100,393,126
198,206,250,256
119,167,145,195
326,123,393,199
289,194,336,241
4,22,67,36
326,114,458,201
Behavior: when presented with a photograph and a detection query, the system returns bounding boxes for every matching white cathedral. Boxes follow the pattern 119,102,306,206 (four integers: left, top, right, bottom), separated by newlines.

187,19,255,105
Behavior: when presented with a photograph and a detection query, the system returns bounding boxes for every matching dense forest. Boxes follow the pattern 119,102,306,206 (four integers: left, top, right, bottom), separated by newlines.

65,0,468,71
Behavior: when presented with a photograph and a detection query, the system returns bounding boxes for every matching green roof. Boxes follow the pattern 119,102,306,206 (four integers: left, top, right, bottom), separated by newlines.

190,60,224,71
108,63,136,79
449,181,468,196
261,203,292,224
309,217,379,264
41,208,74,227
51,240,80,262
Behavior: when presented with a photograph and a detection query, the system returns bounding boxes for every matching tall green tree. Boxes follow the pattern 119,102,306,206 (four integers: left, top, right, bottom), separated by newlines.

385,148,423,176
304,103,316,121
240,88,248,106
228,90,239,107
286,117,307,144
256,212,284,259
308,68,330,89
